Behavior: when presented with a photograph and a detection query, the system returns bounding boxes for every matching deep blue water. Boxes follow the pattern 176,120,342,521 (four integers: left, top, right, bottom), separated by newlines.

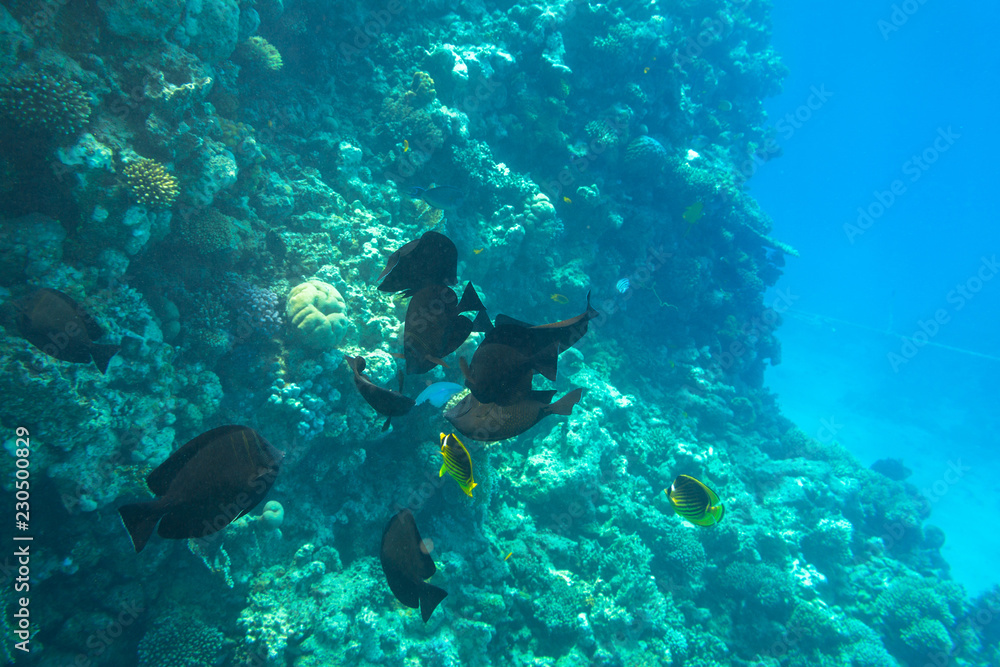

754,0,1000,594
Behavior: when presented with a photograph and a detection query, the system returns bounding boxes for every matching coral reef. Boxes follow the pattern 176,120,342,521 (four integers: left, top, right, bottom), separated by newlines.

122,158,180,209
285,280,349,350
0,71,91,138
0,1,992,666
237,35,283,72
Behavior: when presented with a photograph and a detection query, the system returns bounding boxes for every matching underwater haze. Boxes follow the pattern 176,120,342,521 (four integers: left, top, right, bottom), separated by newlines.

753,0,1000,598
1,0,998,665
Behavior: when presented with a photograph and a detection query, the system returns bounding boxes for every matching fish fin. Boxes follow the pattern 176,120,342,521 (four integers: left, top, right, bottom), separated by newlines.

459,357,473,384
419,583,448,623
545,388,583,416
532,344,559,382
528,389,558,404
81,315,105,342
470,309,492,333
464,481,477,498
444,317,475,357
428,355,449,369
118,500,166,553
90,343,121,374
456,282,485,313
713,504,725,524
382,416,391,432
585,291,598,318
494,313,534,328
397,370,405,393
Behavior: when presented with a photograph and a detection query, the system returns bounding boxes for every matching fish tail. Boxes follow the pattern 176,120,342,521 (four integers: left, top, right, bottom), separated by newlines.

546,388,583,416
90,343,121,374
470,309,492,333
118,499,167,553
457,282,485,313
419,582,448,622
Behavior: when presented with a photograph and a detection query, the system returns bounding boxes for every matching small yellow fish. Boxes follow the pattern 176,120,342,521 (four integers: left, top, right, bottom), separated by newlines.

665,474,724,527
562,196,572,204
403,139,410,152
473,248,484,255
439,433,477,497
550,293,569,304
643,67,650,74
504,552,513,561
682,202,704,225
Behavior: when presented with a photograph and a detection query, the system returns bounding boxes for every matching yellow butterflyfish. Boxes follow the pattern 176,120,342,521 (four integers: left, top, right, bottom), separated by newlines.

665,474,725,527
439,433,477,497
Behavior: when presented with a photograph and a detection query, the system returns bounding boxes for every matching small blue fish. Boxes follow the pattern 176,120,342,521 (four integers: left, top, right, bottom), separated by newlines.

410,186,465,211
415,382,464,408
616,278,630,294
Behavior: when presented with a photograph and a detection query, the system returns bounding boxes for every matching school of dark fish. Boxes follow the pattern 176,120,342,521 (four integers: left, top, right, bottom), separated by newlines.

13,230,723,624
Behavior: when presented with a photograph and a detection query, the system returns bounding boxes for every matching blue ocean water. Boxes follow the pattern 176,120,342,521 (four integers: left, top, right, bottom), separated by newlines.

4,0,1000,663
754,0,1000,595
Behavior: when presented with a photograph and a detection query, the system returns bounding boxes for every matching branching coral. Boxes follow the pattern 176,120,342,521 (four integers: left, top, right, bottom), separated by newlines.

238,36,284,72
0,71,91,138
123,158,179,208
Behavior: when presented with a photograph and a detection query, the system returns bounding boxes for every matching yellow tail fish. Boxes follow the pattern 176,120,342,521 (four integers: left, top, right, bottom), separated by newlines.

666,474,724,526
439,433,477,497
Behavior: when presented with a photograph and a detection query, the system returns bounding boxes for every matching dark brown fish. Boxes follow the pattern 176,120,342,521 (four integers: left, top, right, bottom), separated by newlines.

118,425,283,553
459,343,537,406
345,355,415,431
482,292,599,380
380,509,448,622
445,388,583,442
16,288,121,374
403,282,487,375
377,231,457,296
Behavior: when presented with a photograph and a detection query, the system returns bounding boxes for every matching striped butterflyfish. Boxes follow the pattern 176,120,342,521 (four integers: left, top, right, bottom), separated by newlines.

666,474,724,526
439,433,477,497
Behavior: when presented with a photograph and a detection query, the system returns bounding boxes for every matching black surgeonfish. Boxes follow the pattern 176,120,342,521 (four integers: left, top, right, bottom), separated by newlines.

380,509,448,622
666,474,725,527
345,355,416,431
403,282,487,375
492,292,600,358
377,231,457,296
445,388,583,442
410,185,465,211
16,288,121,374
118,426,283,553
476,292,599,383
459,343,540,405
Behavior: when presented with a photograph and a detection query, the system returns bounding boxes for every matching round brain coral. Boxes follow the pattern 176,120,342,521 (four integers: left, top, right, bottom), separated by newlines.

123,158,179,208
0,71,92,138
286,280,348,349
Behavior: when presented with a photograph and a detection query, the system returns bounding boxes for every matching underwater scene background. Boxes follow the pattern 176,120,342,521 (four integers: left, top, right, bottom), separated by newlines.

0,0,997,665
